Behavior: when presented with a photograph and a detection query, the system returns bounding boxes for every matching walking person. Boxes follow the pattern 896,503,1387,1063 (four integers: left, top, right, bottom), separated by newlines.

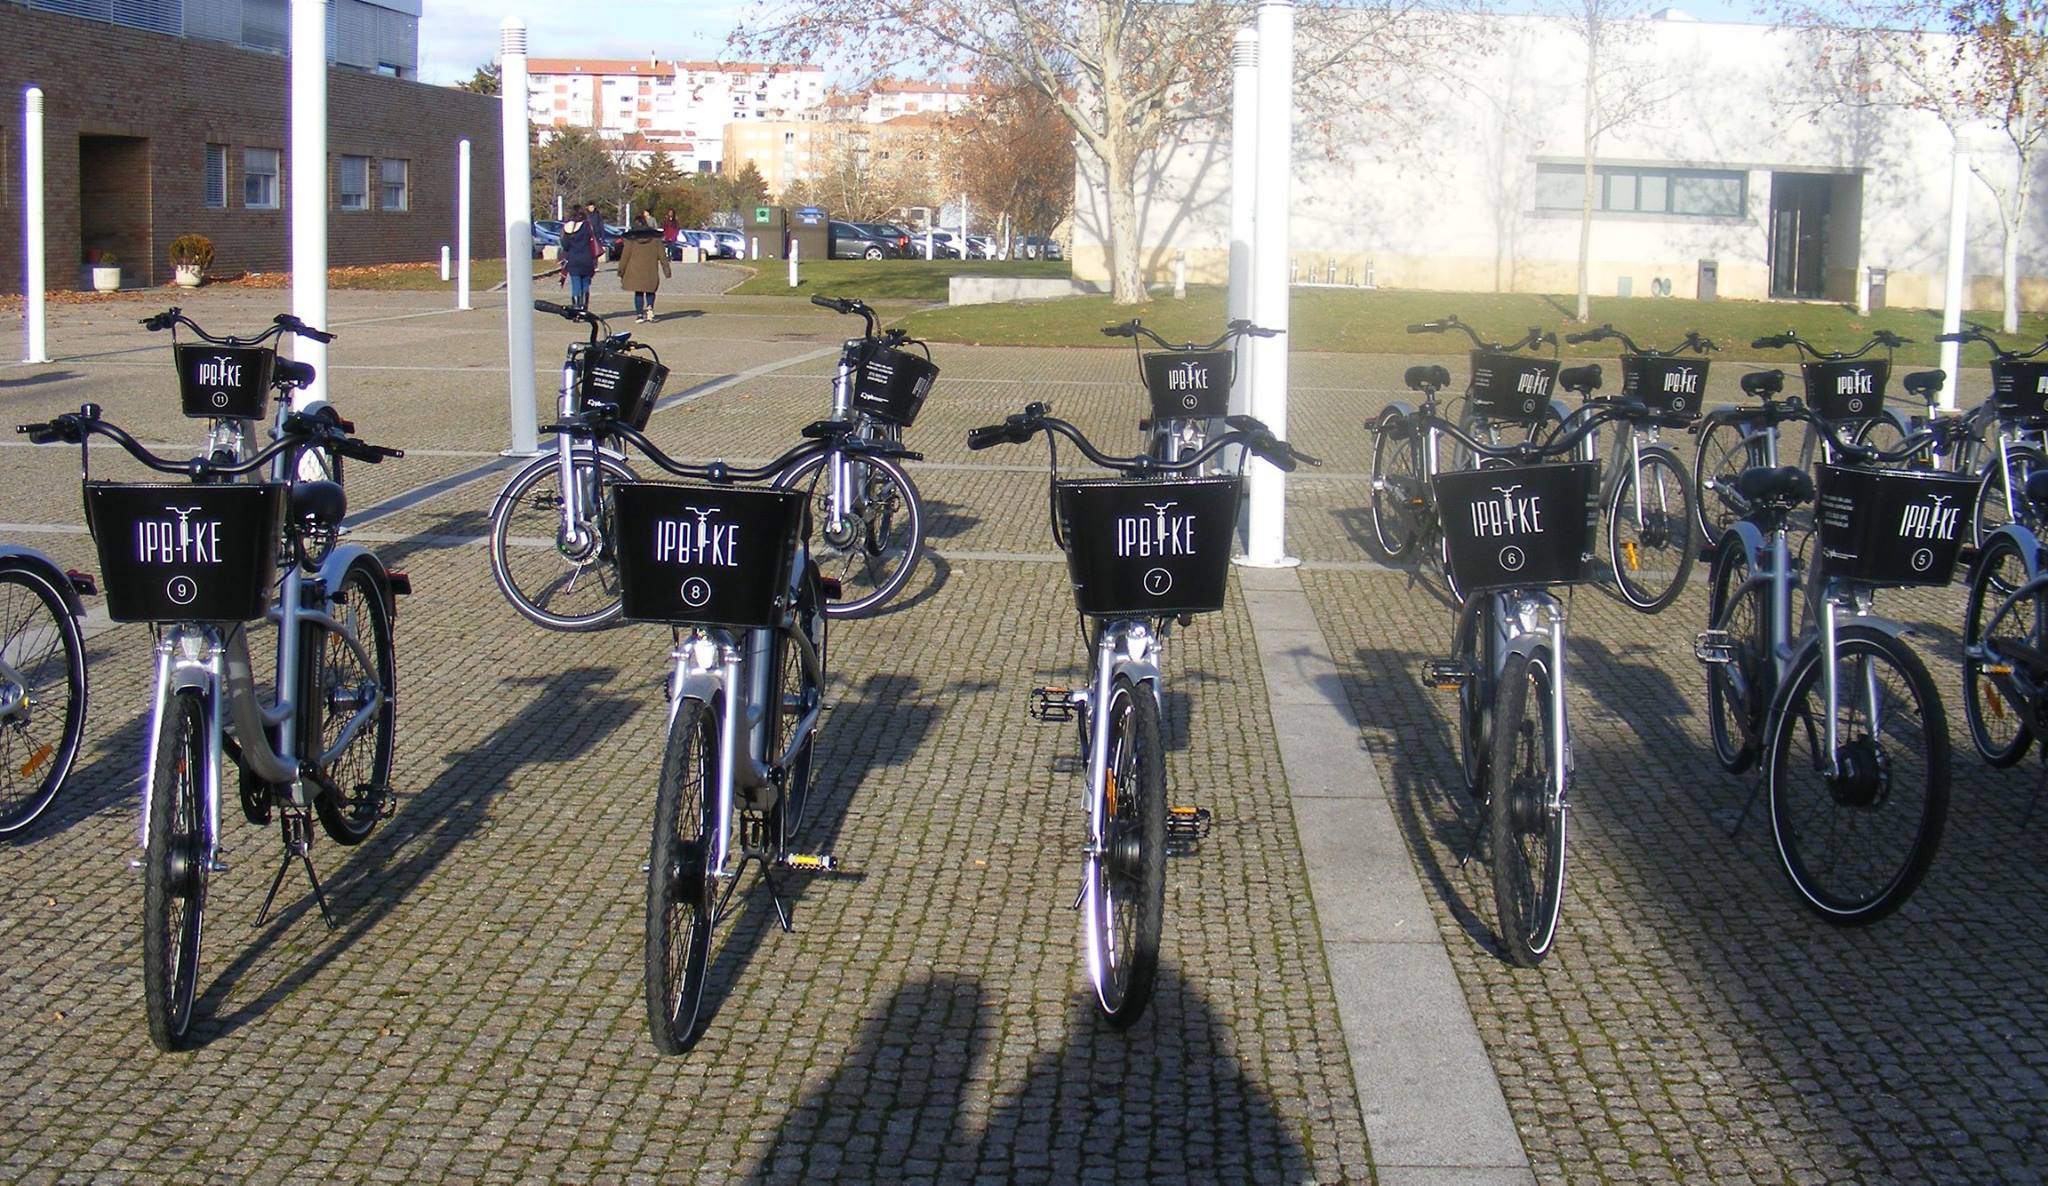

560,202,601,310
660,208,681,259
616,212,671,323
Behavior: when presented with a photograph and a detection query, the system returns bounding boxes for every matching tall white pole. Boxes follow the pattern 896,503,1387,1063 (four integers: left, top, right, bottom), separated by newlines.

457,137,473,310
501,18,539,454
1939,146,1970,411
22,87,47,364
959,191,968,249
1227,30,1257,419
290,0,328,410
1244,0,1295,567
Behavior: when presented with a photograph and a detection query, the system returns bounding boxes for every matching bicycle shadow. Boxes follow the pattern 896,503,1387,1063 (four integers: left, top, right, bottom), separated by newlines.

751,963,1316,1184
363,507,491,569
1570,633,1697,760
190,664,637,1043
919,497,979,542
855,553,951,620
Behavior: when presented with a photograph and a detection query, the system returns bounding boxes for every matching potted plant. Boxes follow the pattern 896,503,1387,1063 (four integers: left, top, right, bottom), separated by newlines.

90,253,121,292
168,234,213,288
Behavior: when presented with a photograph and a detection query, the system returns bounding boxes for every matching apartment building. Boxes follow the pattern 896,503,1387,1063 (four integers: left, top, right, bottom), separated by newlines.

526,58,826,171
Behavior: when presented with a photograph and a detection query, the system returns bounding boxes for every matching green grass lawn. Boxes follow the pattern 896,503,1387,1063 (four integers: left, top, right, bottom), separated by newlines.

721,258,1072,300
897,285,2048,364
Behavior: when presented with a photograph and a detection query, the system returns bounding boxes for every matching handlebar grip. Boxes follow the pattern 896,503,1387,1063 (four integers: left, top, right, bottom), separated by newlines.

1752,334,1789,349
1563,330,1595,344
1248,434,1299,473
534,299,573,317
1935,331,1970,343
810,294,840,310
1101,321,1138,338
966,425,1010,450
141,310,177,332
1405,323,1440,334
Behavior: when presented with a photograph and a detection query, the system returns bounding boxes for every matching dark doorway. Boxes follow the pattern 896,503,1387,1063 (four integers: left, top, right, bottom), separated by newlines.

78,135,153,288
1768,172,1831,299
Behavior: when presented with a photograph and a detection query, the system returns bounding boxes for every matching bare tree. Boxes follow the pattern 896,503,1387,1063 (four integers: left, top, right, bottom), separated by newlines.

953,76,1077,241
735,0,1470,304
1783,0,2047,332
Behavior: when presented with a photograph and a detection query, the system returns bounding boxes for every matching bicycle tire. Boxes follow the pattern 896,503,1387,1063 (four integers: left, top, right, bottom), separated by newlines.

1692,415,1766,545
767,561,826,849
144,691,208,1051
1705,541,1770,774
1850,413,1914,464
488,449,636,631
308,561,396,846
1089,677,1165,1028
1488,647,1566,967
0,568,88,835
1961,533,2039,767
777,450,924,619
1973,445,2044,556
1368,417,1423,561
647,696,719,1055
1451,598,1490,797
1767,627,1949,925
1606,447,1696,613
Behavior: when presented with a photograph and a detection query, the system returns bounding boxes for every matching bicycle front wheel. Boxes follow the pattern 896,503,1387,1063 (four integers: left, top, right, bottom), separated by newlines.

307,561,396,845
1692,416,1765,545
1962,534,2039,766
1767,628,1948,925
1368,418,1424,560
1606,447,1696,613
488,450,636,631
1706,543,1770,774
779,450,924,619
1088,678,1165,1027
647,697,719,1054
1973,445,2043,555
144,691,209,1051
1488,647,1566,967
1450,598,1490,797
0,568,88,835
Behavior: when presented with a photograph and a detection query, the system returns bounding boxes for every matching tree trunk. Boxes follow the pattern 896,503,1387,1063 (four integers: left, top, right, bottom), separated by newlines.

2004,164,2031,334
1105,147,1146,304
1576,23,1598,323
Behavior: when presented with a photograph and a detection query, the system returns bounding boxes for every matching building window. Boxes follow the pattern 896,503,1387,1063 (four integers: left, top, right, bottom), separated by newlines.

205,144,229,209
339,155,370,211
380,158,409,211
244,147,280,209
1535,164,1745,218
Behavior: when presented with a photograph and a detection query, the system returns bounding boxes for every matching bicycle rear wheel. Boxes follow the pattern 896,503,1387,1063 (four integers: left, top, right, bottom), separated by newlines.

1974,446,2044,556
0,568,87,835
779,450,924,619
768,561,826,849
308,561,396,846
144,691,209,1051
1369,418,1424,560
1706,544,1770,774
488,450,635,631
1088,677,1165,1027
1962,534,2039,766
1450,598,1490,796
1767,628,1948,925
1692,417,1766,545
647,697,719,1054
1607,447,1696,613
1488,647,1566,967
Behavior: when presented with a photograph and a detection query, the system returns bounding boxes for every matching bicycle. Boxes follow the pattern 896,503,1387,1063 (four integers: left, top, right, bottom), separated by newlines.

1933,324,2048,549
19,396,408,1050
140,306,343,481
535,402,895,1054
0,544,93,835
1415,400,1633,966
1552,325,1715,612
489,300,671,631
1695,409,1966,925
1403,316,1566,461
965,402,1314,1026
1099,318,1279,468
1960,462,2048,782
1695,329,1906,544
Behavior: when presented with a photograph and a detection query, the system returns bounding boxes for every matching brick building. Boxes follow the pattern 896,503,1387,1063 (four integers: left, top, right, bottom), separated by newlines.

1,2,504,293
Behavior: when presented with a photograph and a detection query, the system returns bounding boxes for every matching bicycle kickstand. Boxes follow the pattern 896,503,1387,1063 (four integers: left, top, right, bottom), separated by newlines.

256,808,336,931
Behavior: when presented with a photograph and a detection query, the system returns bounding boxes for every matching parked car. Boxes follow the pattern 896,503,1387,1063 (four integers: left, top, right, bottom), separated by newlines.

603,223,626,262
966,235,998,259
861,222,916,257
532,219,563,258
1014,235,1064,261
829,221,903,260
714,229,747,258
916,230,963,259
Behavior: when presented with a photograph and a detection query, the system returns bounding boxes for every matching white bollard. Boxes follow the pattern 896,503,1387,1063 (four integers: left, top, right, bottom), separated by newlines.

501,18,538,454
1242,0,1296,567
457,137,473,310
1939,147,1969,411
22,87,47,364
750,237,759,260
290,0,329,411
1174,251,1186,300
925,229,933,260
440,245,451,281
789,240,799,287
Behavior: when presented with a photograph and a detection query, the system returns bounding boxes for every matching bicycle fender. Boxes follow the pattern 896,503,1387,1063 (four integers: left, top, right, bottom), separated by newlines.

0,545,87,618
316,544,396,617
1780,619,1915,683
1720,520,1770,575
1980,524,2048,575
1375,402,1416,438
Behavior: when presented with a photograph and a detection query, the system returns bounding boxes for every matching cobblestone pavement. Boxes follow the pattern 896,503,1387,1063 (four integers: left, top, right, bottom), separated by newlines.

1,289,1367,1183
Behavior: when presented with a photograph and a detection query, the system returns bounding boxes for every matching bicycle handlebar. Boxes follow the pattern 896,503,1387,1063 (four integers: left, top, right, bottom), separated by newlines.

813,293,882,341
1751,328,1908,359
1101,318,1282,351
18,404,400,475
1936,322,2048,361
1425,400,1636,464
543,406,915,483
964,402,1319,474
1406,315,1554,354
1565,323,1718,356
141,307,336,346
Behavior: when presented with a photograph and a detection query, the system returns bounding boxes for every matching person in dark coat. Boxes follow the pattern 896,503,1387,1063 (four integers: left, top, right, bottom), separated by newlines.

560,202,601,310
616,212,672,322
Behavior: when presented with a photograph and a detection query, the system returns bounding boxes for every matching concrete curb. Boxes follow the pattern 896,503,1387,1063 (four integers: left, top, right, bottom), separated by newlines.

1238,563,1533,1185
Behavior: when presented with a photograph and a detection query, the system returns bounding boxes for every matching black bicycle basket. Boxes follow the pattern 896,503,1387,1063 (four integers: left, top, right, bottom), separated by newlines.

1467,351,1561,424
851,344,940,428
1814,464,1975,587
1142,350,1233,420
1057,476,1241,616
1802,358,1889,421
1620,355,1710,423
174,343,276,421
577,347,669,431
611,482,805,628
1991,359,2048,419
1432,462,1597,593
85,481,284,623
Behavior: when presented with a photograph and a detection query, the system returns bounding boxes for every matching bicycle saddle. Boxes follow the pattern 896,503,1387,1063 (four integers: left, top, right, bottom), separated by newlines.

1903,370,1944,399
1559,363,1602,394
289,479,347,527
1404,365,1451,392
274,359,316,389
1740,370,1785,400
2027,469,2048,509
1735,466,1813,508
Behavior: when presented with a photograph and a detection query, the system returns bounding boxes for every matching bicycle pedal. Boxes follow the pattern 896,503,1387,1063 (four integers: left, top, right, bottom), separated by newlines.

1420,658,1471,690
1030,685,1080,722
1166,805,1212,855
779,852,837,873
1694,630,1737,665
